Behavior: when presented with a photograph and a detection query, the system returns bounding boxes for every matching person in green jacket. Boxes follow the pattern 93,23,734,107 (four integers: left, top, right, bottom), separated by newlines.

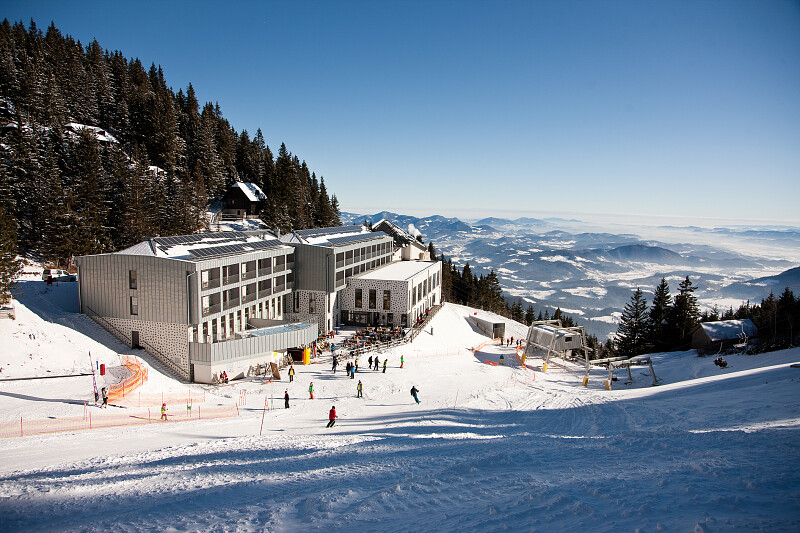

308,381,314,399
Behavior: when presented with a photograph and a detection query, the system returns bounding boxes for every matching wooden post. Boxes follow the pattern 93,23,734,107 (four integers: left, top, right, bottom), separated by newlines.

648,359,658,386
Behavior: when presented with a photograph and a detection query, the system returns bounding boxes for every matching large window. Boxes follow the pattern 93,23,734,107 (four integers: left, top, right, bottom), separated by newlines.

293,292,300,313
129,270,137,290
309,298,316,314
130,296,138,315
355,289,362,308
383,290,391,310
369,289,376,309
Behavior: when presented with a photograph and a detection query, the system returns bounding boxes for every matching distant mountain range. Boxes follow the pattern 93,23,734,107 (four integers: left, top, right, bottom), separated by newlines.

342,211,800,339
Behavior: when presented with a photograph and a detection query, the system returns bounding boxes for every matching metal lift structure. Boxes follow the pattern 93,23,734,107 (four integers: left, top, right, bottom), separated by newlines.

523,320,593,386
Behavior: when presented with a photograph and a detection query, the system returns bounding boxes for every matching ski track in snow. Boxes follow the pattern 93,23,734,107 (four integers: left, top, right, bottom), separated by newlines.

1,288,800,532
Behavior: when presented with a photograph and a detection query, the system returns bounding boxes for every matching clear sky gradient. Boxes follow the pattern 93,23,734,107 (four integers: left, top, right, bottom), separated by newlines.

5,1,800,225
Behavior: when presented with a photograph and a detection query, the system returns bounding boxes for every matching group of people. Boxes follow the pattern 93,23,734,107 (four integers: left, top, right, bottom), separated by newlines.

504,336,522,348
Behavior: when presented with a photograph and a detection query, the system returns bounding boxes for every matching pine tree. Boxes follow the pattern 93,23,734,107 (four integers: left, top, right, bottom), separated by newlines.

525,305,535,326
0,162,22,304
670,276,700,346
615,287,649,357
647,278,673,351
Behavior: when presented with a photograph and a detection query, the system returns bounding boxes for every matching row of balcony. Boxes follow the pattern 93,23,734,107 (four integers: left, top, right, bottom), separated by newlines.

202,284,288,317
336,254,389,270
200,262,293,291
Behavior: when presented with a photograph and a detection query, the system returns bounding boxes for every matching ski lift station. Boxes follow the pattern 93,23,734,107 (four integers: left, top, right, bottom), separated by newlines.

467,313,505,340
524,320,592,384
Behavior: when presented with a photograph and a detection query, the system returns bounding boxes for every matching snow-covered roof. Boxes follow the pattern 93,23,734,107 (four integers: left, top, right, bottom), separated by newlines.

372,219,426,250
65,122,118,144
698,319,758,342
116,230,285,262
231,182,267,202
281,225,378,246
356,260,438,281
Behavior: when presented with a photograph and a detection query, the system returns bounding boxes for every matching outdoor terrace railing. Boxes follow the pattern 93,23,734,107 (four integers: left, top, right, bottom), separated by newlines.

202,303,222,317
202,278,221,290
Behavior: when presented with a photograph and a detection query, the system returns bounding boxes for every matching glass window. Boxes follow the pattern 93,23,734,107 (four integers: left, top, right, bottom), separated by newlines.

383,290,391,310
129,270,137,290
369,289,376,309
293,292,300,312
355,289,362,308
309,298,316,314
130,296,138,315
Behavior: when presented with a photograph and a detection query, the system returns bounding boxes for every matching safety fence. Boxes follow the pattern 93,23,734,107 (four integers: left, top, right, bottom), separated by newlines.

0,404,239,438
472,338,501,354
114,390,206,407
107,355,149,402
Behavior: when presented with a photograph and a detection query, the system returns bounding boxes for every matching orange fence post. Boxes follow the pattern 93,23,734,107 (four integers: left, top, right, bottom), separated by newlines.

20,416,23,437
89,412,92,430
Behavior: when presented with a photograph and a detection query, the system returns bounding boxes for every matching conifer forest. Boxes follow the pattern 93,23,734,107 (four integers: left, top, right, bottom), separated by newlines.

0,19,341,272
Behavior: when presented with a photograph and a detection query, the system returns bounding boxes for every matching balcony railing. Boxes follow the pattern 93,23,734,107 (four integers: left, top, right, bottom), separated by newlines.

273,264,285,273
274,283,285,293
202,303,222,316
202,278,221,290
223,275,239,286
242,270,257,281
223,298,240,310
258,267,272,276
259,287,272,298
242,292,257,304
287,261,295,271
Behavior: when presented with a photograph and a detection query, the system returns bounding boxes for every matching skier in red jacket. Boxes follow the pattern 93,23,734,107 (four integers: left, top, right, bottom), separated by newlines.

326,405,337,428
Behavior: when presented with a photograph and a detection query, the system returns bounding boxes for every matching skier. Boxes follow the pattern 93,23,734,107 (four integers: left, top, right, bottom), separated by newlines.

346,361,352,377
288,364,295,382
354,358,359,372
357,380,363,398
400,355,404,368
160,403,168,420
350,364,355,379
326,405,337,428
284,390,290,409
382,359,387,373
499,354,504,365
101,387,108,408
410,385,420,404
368,356,373,369
309,382,314,399
332,355,338,373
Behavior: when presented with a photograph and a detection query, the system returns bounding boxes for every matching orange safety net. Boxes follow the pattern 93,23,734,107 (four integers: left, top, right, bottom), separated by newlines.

472,338,501,354
115,390,206,407
0,404,239,438
106,355,148,402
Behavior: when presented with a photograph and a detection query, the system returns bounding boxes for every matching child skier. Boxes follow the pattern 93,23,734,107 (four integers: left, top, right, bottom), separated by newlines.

309,382,314,399
160,403,168,420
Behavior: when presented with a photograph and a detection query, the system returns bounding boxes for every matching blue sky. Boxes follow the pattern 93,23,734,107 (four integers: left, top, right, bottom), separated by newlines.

5,1,800,225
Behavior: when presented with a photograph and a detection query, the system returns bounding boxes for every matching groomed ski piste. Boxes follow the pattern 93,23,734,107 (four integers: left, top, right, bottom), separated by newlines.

1,272,799,532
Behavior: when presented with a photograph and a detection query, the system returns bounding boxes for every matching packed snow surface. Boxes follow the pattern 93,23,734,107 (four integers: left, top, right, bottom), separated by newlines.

1,274,799,532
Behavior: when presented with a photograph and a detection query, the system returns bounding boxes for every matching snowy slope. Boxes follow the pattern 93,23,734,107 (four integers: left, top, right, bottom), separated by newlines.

1,276,799,532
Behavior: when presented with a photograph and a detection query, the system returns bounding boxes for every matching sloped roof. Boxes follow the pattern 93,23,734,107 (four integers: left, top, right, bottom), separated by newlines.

231,182,267,202
115,230,283,261
282,225,375,246
698,319,758,342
